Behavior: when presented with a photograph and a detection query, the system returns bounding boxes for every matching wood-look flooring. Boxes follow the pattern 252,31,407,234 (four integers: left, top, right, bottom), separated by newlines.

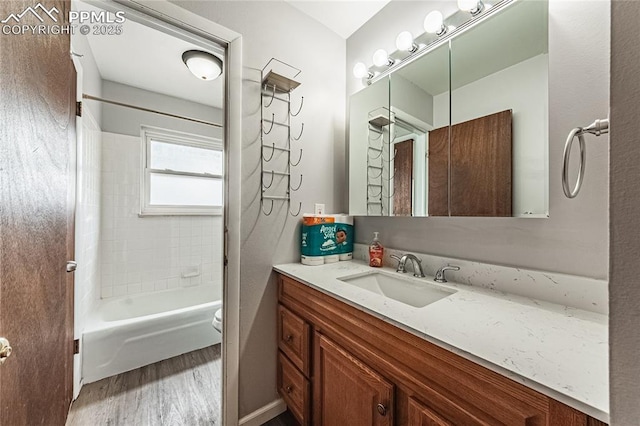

67,345,221,426
262,410,298,426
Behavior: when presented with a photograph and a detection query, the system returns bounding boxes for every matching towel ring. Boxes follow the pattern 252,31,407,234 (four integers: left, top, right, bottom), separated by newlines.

562,118,608,198
562,128,586,199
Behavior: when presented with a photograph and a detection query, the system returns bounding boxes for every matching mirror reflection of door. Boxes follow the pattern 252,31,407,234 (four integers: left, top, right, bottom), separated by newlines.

428,127,450,217
393,139,414,216
450,110,512,217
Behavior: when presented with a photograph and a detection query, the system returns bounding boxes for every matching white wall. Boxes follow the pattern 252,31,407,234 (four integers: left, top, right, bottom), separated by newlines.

609,1,640,424
170,0,346,417
99,132,222,299
391,75,434,126
347,1,610,280
433,54,549,216
100,80,223,139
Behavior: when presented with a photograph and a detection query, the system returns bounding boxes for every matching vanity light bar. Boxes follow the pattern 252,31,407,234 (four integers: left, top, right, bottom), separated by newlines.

354,0,515,84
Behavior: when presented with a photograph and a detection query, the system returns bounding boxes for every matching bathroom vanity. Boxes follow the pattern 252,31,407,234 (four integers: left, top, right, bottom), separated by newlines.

273,262,607,426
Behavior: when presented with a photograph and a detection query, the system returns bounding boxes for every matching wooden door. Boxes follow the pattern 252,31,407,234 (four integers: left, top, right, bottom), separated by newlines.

313,333,393,426
0,0,76,424
393,139,413,216
427,127,449,216
407,397,454,426
450,110,512,216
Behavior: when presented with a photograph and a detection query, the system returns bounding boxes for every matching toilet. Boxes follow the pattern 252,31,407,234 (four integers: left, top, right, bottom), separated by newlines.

212,308,222,333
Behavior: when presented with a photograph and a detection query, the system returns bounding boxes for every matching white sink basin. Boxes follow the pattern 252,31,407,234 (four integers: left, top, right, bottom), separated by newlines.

338,271,456,308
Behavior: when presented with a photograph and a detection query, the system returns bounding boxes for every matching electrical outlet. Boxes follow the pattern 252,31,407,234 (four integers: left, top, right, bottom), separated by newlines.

315,203,325,215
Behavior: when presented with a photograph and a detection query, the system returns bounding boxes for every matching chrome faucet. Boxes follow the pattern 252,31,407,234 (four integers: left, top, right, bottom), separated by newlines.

391,254,426,278
434,265,460,283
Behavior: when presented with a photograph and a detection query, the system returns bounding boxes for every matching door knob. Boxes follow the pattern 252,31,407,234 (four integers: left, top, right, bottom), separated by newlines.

0,337,12,365
66,261,77,273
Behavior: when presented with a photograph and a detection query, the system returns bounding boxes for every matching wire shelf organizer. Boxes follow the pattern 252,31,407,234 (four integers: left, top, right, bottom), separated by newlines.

260,58,304,216
366,108,395,215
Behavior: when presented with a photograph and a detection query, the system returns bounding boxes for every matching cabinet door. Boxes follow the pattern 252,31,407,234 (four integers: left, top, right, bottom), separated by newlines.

408,397,454,426
314,333,393,426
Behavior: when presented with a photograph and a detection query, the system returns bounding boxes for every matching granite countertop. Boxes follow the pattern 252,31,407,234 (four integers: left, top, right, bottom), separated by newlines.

273,260,609,423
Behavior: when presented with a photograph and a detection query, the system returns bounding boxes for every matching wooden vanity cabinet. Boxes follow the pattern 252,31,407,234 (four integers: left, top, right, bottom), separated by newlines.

314,333,394,426
276,273,606,426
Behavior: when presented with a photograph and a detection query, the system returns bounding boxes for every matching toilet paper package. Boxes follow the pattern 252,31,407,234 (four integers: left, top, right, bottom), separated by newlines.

300,214,354,265
301,255,325,266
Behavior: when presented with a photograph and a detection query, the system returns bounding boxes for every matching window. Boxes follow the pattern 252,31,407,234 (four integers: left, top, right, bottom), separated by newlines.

140,126,223,215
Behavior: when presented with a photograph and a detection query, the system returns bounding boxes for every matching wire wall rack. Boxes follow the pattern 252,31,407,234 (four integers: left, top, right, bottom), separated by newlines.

366,108,395,215
260,58,304,216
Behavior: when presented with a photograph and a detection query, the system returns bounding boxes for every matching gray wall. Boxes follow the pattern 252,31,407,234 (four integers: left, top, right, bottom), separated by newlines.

100,80,223,139
171,1,346,417
347,1,610,279
610,1,640,424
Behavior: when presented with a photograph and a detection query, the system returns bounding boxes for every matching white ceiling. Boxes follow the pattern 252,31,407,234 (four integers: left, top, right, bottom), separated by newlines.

286,0,391,39
79,1,224,109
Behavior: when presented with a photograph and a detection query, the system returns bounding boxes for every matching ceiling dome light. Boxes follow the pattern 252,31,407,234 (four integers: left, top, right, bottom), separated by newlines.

353,62,373,79
372,49,394,67
182,50,223,81
457,0,485,16
396,31,418,53
424,10,447,36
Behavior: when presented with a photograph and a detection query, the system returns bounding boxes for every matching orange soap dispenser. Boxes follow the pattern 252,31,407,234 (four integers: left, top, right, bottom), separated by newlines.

369,232,384,267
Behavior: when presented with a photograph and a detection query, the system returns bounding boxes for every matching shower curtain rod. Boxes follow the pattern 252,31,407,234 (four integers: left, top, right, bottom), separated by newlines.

82,94,223,129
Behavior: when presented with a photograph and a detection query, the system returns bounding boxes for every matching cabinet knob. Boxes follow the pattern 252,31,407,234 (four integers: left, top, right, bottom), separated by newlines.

286,385,293,394
285,334,293,343
376,403,387,416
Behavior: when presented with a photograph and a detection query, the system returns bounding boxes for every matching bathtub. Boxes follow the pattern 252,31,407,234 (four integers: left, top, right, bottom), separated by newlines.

82,285,221,384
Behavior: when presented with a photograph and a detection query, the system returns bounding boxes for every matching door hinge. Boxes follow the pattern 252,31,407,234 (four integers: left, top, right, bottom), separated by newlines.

74,339,80,354
224,256,228,267
76,101,82,117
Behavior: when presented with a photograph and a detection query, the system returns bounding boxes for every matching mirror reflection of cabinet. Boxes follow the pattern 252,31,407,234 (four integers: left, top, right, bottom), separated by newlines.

348,0,549,218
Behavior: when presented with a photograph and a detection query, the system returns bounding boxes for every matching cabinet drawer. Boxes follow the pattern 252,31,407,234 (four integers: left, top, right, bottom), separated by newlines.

278,351,310,426
278,304,310,376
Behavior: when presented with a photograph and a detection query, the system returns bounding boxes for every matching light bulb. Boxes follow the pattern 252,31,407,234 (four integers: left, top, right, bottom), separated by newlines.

457,0,484,15
424,10,446,36
396,31,417,52
353,62,369,79
372,49,393,67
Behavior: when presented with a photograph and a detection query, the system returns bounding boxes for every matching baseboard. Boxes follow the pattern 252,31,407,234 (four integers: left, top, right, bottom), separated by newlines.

238,398,287,426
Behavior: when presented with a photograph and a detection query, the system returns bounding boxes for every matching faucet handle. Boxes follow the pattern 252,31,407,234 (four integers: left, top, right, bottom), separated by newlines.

390,254,406,273
434,265,460,283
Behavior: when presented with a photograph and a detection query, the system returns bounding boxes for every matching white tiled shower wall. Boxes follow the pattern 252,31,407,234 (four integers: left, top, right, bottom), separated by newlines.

100,132,222,299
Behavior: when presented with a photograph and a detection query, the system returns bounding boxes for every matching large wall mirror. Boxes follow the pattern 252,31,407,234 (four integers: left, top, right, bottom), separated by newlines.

349,0,549,218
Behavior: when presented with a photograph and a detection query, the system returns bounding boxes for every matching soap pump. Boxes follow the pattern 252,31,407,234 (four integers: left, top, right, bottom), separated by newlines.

369,232,384,267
